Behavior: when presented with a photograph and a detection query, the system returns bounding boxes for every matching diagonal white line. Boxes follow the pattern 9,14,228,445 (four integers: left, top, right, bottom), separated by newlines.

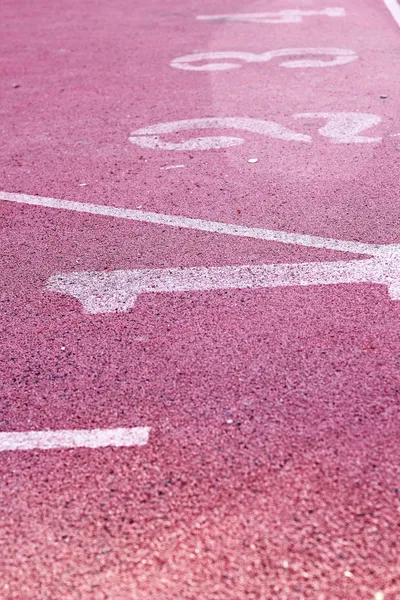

383,0,400,27
0,190,391,256
0,427,150,451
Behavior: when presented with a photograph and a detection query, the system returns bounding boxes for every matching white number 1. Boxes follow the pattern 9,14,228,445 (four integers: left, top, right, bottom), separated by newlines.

196,8,346,24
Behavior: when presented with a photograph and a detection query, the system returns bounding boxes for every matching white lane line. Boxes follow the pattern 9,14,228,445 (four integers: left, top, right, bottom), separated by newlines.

46,257,400,314
0,190,396,257
383,0,400,27
0,427,150,451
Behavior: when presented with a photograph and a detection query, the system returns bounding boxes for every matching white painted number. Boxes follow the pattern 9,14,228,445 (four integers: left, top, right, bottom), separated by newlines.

196,8,346,24
294,112,382,143
170,48,357,72
128,113,381,150
129,117,310,151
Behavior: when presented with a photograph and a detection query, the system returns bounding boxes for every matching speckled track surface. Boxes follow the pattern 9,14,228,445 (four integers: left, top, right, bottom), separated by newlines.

1,0,400,598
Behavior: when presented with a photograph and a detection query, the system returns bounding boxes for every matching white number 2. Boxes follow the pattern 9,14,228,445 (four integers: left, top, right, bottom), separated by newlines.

294,113,382,144
128,113,381,151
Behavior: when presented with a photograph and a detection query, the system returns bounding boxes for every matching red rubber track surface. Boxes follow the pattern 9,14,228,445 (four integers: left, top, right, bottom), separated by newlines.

1,0,400,598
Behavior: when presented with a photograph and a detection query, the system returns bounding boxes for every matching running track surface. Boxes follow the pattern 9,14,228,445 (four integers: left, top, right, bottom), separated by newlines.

1,0,400,598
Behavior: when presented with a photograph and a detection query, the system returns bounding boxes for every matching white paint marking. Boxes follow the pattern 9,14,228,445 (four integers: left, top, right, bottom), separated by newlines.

294,112,382,143
47,255,400,314
1,190,396,256
196,8,346,24
383,0,400,27
170,48,357,72
343,571,354,578
3,190,400,314
129,114,381,150
129,117,310,150
161,164,186,170
274,48,357,69
0,427,150,451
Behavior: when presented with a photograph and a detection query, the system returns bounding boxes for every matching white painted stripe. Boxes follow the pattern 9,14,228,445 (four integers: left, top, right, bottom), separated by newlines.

0,427,150,451
196,8,346,24
383,0,400,27
0,190,396,257
47,256,400,314
161,164,186,169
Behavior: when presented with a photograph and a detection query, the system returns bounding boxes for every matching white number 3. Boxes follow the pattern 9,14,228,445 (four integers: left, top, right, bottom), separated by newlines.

170,48,357,72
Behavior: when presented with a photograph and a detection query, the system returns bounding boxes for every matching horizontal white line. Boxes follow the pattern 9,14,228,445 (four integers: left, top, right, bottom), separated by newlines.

196,8,346,24
383,0,400,27
47,256,400,313
0,427,150,451
161,164,186,170
0,190,391,256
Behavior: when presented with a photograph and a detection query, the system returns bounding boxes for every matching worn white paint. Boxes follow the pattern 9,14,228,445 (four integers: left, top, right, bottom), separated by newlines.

2,190,399,313
129,117,310,150
195,8,347,24
383,0,400,27
275,48,357,69
294,112,382,143
129,114,381,150
171,51,259,72
47,254,400,314
0,427,150,451
170,48,357,72
196,8,346,24
161,164,186,169
2,190,396,256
